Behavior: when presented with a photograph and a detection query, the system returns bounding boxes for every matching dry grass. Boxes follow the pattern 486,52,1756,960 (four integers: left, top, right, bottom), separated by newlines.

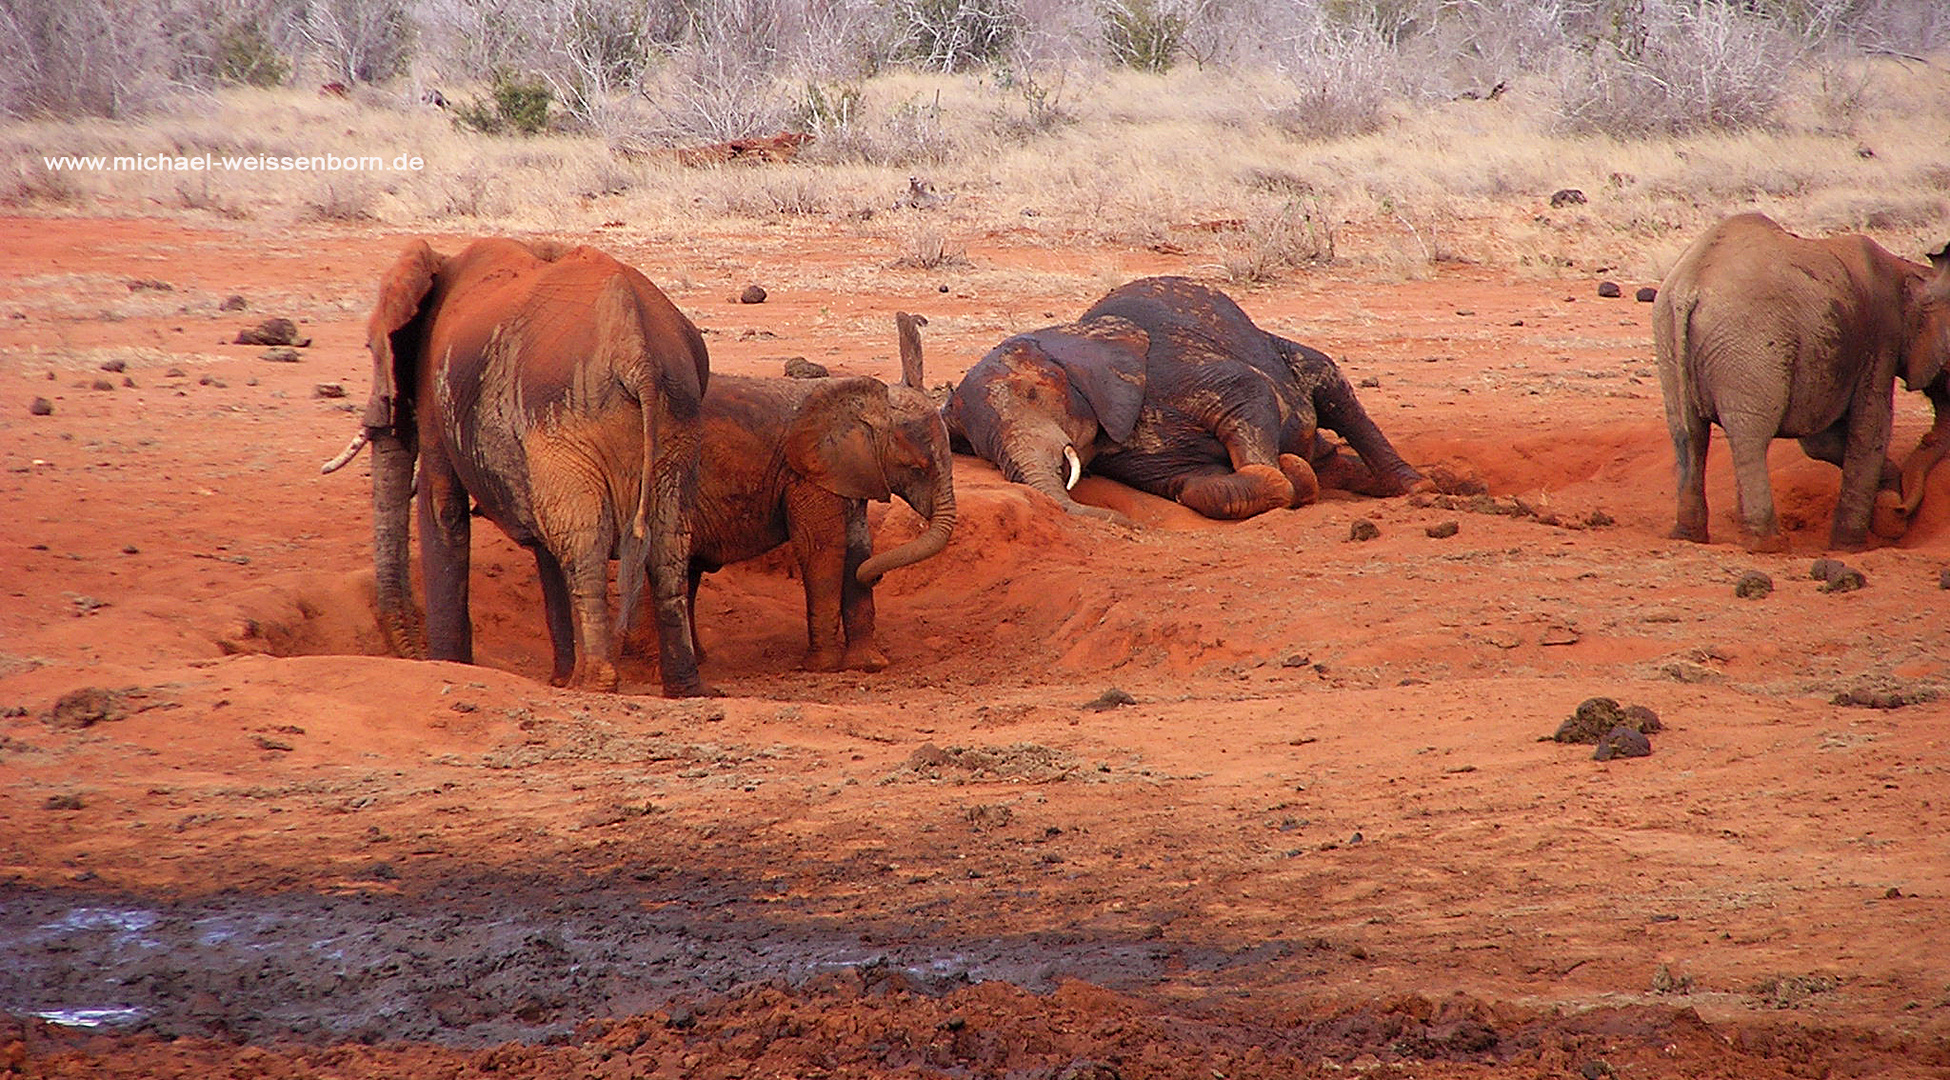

3,55,1948,283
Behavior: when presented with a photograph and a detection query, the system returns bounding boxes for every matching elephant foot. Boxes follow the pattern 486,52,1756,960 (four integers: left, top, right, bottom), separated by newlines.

1668,521,1709,544
803,648,846,673
571,661,620,692
1742,532,1791,555
843,645,891,672
1869,489,1909,541
1278,454,1319,508
1178,465,1292,520
661,679,720,699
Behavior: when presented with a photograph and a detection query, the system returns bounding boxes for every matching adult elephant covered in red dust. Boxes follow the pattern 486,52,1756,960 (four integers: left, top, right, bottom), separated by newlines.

942,276,1425,523
1654,213,1950,552
360,237,710,695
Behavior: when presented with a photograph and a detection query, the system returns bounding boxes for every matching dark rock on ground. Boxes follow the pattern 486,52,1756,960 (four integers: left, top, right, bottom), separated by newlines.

1734,570,1773,599
738,284,767,304
783,357,828,379
1348,518,1380,542
1597,281,1622,298
1594,726,1652,760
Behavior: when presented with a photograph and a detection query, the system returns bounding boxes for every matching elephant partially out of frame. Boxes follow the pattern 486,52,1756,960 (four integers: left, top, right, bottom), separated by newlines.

681,313,956,673
942,276,1424,521
353,237,711,695
1655,213,1950,551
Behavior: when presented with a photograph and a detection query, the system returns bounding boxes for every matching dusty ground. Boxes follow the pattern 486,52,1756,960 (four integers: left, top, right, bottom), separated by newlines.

2,214,1948,1078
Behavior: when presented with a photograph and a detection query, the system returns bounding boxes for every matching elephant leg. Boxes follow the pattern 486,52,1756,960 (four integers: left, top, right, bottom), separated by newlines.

561,546,618,692
1804,420,1905,540
528,545,577,688
788,489,849,673
417,448,473,664
1175,397,1294,519
839,504,888,672
1722,422,1787,552
1831,401,1894,551
1669,411,1711,544
1277,453,1320,507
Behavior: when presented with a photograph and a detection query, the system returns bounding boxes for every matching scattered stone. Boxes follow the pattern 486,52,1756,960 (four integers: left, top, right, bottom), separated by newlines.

782,357,828,379
1082,687,1135,712
1831,679,1939,710
1585,508,1615,527
99,359,126,372
44,686,126,729
44,794,85,810
965,803,1013,830
1593,725,1652,760
1597,280,1622,298
1281,652,1311,668
1733,570,1773,599
1554,697,1625,743
29,397,52,415
1549,188,1587,208
737,284,767,304
1651,964,1694,994
234,317,308,347
1809,558,1845,581
1348,518,1380,542
261,346,302,363
90,379,114,391
1357,375,1381,388
1538,625,1581,646
1635,286,1658,303
127,278,172,292
1939,567,1950,590
313,382,347,398
1819,564,1866,593
219,294,248,311
1620,704,1663,733
1425,519,1460,538
1885,887,1902,899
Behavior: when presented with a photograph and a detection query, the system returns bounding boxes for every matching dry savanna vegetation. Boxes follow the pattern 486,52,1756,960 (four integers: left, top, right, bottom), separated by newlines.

7,2,1950,1078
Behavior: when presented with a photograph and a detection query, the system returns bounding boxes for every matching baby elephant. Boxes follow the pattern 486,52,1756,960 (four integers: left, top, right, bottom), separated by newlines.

678,313,956,672
1656,213,1950,551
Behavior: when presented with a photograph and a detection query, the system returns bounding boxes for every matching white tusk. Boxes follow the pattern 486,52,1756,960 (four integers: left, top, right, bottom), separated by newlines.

1063,445,1081,490
320,429,370,474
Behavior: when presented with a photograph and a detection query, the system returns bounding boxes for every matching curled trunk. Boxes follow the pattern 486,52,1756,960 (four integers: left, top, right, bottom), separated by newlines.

857,468,956,584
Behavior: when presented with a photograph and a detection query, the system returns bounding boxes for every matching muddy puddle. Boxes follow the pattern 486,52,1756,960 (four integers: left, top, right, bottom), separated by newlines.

0,876,1245,1047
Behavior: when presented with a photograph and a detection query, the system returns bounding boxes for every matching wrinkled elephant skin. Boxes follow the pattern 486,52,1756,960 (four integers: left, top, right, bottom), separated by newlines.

362,238,710,696
1655,213,1950,551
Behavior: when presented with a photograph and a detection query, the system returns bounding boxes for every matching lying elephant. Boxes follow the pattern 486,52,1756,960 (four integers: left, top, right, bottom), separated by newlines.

1655,213,1950,551
353,237,710,695
942,276,1424,521
681,313,955,672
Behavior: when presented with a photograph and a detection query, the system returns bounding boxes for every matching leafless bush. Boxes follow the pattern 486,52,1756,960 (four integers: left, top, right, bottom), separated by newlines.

797,87,959,166
888,0,1021,72
1554,1,1796,136
302,0,413,84
1220,194,1336,283
650,48,793,143
892,226,971,269
0,0,176,117
1268,26,1392,142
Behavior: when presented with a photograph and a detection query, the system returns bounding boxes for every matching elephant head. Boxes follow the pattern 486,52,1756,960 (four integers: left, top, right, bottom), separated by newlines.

940,315,1147,520
784,312,956,584
1870,244,1950,536
362,239,443,659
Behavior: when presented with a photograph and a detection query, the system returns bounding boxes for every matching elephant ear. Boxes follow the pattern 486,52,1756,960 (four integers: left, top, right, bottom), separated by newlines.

787,376,895,501
1021,316,1149,443
363,240,443,431
1904,241,1950,391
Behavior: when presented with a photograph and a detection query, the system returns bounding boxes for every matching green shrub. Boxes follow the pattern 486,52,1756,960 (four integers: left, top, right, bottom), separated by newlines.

214,20,290,88
456,70,554,136
1102,0,1188,73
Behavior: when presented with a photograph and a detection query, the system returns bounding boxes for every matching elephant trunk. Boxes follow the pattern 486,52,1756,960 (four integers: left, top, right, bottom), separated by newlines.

857,469,956,585
370,429,424,658
1311,366,1424,494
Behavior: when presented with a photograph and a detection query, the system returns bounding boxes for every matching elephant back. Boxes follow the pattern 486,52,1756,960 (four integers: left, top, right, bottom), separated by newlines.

1082,276,1286,378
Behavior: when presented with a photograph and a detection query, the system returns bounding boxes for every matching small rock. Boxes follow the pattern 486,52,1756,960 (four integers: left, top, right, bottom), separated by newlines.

44,687,126,729
1554,697,1624,743
219,294,248,311
44,794,85,811
1620,704,1663,733
1425,519,1460,538
127,278,172,292
1635,286,1658,303
90,379,114,391
1820,566,1866,593
261,346,302,363
1538,625,1581,646
1597,280,1622,298
1348,518,1380,542
782,357,829,379
1593,725,1652,760
29,397,52,416
1939,567,1950,590
1809,558,1844,581
1082,687,1136,712
1733,570,1773,599
938,284,950,293
1549,188,1587,208
1586,508,1615,527
313,382,347,398
100,359,126,372
1357,375,1381,388
234,317,307,346
738,284,767,304
1281,653,1312,668
1885,886,1902,899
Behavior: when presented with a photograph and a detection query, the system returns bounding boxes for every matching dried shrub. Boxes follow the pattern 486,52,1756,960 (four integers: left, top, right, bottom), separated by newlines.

1221,195,1337,283
1554,1,1795,136
1269,28,1392,142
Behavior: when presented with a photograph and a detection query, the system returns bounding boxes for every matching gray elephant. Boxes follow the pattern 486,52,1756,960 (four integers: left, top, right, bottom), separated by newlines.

1655,213,1950,551
942,276,1423,521
682,313,955,673
356,237,710,695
